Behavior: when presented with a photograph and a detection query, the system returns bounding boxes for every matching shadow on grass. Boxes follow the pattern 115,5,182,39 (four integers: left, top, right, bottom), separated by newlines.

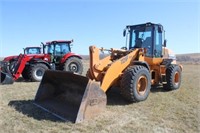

7,89,130,123
107,86,169,105
15,77,25,82
150,85,168,93
15,77,32,82
8,100,64,122
106,87,131,106
7,86,167,123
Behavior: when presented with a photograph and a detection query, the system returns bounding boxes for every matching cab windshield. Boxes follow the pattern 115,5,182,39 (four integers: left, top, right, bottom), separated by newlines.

24,48,41,54
130,26,153,57
45,42,70,55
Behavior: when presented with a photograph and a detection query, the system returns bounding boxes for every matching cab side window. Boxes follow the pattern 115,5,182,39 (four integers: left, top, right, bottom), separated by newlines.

154,28,162,58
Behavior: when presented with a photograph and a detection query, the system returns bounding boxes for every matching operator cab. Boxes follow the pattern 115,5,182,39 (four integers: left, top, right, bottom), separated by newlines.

24,47,42,54
45,40,72,63
125,22,164,58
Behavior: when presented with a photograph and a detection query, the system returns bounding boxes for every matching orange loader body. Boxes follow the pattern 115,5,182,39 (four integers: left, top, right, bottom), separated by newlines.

34,22,182,123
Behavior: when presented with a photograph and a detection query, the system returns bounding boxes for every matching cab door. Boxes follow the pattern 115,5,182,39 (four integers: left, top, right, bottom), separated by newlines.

54,43,70,64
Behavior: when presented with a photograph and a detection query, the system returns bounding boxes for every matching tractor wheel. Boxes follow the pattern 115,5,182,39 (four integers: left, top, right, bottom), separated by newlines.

29,63,48,82
64,57,83,75
120,65,151,102
22,66,30,80
164,65,182,91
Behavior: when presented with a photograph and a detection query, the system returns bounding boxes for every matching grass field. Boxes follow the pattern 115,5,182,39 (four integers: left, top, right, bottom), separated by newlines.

0,62,200,133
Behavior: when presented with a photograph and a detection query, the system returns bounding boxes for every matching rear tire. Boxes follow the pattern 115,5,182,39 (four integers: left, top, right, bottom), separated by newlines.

29,63,48,82
64,57,83,75
164,65,182,90
120,65,151,102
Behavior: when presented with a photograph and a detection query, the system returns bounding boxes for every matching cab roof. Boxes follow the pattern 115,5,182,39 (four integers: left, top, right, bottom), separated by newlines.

126,22,163,29
25,47,41,49
46,40,73,44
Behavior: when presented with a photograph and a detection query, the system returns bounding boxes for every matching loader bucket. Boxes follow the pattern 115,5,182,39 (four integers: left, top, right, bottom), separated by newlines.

0,71,14,84
34,70,107,123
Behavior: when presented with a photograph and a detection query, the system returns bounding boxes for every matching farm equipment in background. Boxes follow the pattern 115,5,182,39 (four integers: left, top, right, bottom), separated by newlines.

2,46,42,63
43,40,83,73
0,40,83,84
1,46,43,73
0,46,43,84
0,66,14,84
34,22,182,123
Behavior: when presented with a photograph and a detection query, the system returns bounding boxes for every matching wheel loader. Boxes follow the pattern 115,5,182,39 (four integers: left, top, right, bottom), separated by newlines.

34,22,182,123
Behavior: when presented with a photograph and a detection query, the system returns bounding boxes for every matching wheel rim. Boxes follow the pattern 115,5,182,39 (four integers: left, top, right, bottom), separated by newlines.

174,71,180,85
35,68,44,80
137,75,147,95
69,63,78,72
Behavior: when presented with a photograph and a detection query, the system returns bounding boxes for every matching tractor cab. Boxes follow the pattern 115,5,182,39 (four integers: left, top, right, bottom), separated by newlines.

44,40,72,64
124,22,165,58
24,47,42,54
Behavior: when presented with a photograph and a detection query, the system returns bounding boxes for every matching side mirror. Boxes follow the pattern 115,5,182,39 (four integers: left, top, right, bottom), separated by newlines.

123,29,126,37
41,42,45,45
163,39,167,47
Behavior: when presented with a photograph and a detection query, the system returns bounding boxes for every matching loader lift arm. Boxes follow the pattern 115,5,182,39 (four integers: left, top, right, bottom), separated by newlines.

12,54,28,80
88,46,141,92
0,54,28,84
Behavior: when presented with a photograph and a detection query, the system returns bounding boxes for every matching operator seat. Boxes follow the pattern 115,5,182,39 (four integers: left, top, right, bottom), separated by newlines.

134,38,143,48
142,37,151,48
142,37,152,56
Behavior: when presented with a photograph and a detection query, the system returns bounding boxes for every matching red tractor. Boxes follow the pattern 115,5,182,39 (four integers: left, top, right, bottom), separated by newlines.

2,46,42,66
0,40,83,84
3,46,42,62
2,46,43,74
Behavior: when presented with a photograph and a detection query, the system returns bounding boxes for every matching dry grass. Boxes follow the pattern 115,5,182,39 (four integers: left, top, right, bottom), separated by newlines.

0,62,200,133
176,53,200,65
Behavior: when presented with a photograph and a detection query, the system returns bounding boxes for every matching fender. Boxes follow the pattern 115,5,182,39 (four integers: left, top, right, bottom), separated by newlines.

3,55,19,62
132,61,150,71
60,52,82,64
29,59,51,69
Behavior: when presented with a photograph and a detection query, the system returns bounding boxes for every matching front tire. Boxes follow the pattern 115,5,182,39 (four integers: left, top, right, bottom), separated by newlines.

29,63,48,82
120,65,151,102
63,57,83,75
22,66,30,80
164,65,182,90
